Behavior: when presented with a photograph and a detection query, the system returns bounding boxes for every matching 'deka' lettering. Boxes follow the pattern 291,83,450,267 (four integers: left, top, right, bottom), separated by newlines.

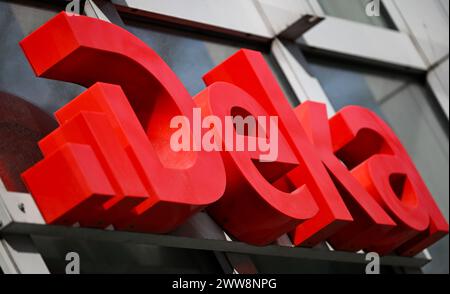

20,12,448,257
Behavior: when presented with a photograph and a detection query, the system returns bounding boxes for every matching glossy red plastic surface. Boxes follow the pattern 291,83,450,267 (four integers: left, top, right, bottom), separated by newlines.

328,105,449,256
194,82,318,245
203,50,353,246
20,13,226,233
19,12,448,255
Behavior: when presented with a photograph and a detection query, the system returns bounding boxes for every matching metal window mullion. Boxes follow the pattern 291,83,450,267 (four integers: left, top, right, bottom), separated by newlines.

271,38,336,114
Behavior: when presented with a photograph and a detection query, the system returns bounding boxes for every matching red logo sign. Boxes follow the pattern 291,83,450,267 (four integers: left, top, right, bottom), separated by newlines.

20,12,448,256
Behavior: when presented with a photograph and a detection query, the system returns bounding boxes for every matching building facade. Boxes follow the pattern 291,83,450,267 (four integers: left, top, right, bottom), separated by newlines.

0,0,448,274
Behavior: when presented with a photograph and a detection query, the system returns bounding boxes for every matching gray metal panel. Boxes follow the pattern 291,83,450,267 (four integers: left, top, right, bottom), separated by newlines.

300,16,427,70
113,0,273,39
1,222,432,269
0,236,50,274
390,0,449,66
427,58,450,119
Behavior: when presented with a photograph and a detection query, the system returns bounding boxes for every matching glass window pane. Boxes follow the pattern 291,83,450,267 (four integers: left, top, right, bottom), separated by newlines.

0,0,84,114
123,19,297,105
